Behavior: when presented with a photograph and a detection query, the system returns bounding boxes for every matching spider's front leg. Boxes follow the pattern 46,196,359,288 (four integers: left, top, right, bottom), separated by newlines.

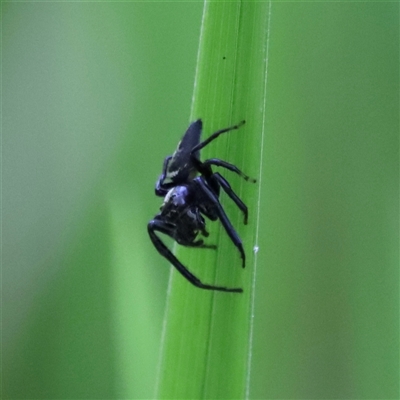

148,218,242,292
175,229,216,249
184,240,217,249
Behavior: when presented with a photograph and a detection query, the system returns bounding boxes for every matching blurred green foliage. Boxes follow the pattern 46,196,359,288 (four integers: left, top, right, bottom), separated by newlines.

2,2,398,400
252,2,399,399
157,2,399,399
3,3,202,398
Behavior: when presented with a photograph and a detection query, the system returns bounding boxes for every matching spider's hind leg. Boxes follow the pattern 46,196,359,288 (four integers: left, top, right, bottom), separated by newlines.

194,177,246,268
202,158,256,183
213,172,249,224
191,120,246,155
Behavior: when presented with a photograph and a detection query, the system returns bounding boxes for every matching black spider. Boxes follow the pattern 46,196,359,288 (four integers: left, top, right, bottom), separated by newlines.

148,119,256,293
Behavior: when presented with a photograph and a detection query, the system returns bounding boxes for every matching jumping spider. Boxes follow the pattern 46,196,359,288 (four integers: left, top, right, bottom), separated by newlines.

148,119,255,292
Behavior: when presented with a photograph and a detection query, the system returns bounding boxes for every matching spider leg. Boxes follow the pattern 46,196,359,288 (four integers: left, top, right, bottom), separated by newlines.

148,219,242,292
186,239,217,250
190,120,246,155
202,158,256,183
194,178,246,268
213,172,249,225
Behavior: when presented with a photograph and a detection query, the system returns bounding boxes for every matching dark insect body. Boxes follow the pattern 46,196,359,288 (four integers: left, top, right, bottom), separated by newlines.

148,119,255,293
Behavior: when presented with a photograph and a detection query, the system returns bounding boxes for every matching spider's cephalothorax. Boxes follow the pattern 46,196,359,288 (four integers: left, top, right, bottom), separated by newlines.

148,119,256,293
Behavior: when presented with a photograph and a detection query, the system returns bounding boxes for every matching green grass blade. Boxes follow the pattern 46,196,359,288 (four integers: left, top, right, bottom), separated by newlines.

156,2,270,399
157,2,399,399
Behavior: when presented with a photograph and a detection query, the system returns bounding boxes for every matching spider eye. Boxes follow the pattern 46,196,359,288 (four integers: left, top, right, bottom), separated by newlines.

163,186,189,207
171,186,189,206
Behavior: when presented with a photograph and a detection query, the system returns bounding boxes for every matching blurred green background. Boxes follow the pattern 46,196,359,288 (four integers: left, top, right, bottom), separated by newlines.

3,2,398,399
3,2,202,398
252,3,398,399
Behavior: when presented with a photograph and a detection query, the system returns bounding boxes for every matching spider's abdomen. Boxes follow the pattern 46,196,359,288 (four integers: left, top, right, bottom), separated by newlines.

165,120,202,184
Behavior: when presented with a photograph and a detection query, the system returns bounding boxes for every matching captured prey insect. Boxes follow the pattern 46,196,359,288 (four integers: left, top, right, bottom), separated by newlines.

148,119,256,293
